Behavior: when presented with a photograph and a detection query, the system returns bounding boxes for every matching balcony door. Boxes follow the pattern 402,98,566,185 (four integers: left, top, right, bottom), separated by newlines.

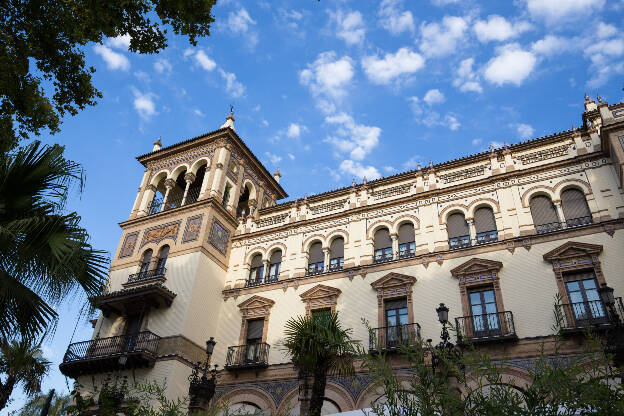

385,298,408,348
564,271,606,325
245,319,264,363
124,314,143,352
469,289,500,337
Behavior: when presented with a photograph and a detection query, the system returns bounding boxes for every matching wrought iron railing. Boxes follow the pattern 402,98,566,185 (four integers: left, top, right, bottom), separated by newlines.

455,311,516,343
536,216,593,234
148,197,163,215
225,343,270,369
62,331,160,363
306,263,325,276
373,253,394,264
127,268,167,284
369,323,421,353
163,193,184,211
449,235,471,250
557,298,624,330
245,275,279,287
476,230,498,245
328,262,344,272
185,187,201,205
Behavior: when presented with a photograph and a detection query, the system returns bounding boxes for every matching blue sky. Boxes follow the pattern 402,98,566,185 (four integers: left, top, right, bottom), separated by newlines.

6,0,624,412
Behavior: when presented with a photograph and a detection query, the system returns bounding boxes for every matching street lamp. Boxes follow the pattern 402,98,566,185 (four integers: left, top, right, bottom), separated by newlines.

598,284,624,382
429,303,463,373
188,337,218,414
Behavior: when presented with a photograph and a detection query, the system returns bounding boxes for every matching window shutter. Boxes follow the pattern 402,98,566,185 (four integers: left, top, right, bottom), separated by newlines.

398,223,415,244
309,242,324,263
246,319,264,341
474,207,497,233
270,250,282,264
250,254,263,268
447,213,469,238
330,237,344,258
374,228,392,250
384,297,407,310
561,189,591,221
529,196,559,226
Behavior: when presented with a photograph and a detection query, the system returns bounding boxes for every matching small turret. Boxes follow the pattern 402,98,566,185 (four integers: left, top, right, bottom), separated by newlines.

220,105,235,131
273,168,282,183
152,137,162,152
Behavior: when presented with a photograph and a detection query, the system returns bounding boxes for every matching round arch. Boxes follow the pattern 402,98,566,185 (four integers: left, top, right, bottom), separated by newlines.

327,229,349,246
302,235,327,253
553,179,592,200
366,220,393,240
266,242,287,259
217,387,276,414
467,198,500,218
241,180,257,200
190,158,211,174
245,247,267,264
276,382,355,415
149,170,169,187
169,164,190,181
392,215,420,234
439,204,469,225
521,186,555,208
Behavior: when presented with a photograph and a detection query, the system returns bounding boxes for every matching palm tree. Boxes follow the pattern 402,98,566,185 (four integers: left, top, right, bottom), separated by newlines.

282,312,359,416
19,389,70,416
0,141,109,339
0,339,51,411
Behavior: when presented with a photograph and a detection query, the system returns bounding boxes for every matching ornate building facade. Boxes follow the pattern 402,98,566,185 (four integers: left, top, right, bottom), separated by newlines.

60,97,624,414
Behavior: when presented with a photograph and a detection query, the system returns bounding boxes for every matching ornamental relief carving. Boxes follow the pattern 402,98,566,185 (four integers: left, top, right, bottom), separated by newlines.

182,214,203,243
146,142,217,182
119,231,139,258
140,220,181,248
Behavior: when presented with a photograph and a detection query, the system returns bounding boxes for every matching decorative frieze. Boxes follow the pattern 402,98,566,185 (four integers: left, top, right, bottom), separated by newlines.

140,220,181,248
146,143,216,182
371,184,411,200
439,165,487,184
518,144,569,165
310,199,348,215
257,213,289,228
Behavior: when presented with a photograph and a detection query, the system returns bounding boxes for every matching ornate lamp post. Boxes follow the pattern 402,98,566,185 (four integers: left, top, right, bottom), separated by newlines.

598,283,624,382
188,337,218,414
428,303,463,374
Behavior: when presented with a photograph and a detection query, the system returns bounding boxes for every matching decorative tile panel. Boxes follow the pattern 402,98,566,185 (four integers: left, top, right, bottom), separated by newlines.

140,220,181,248
209,218,230,254
182,214,203,243
118,231,139,258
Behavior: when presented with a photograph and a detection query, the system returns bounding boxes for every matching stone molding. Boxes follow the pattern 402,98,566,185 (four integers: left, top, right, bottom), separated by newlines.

299,284,342,315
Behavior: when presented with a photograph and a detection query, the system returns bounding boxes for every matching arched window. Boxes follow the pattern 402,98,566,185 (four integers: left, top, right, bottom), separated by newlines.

474,207,498,245
561,188,592,227
222,183,232,209
308,242,324,275
248,254,264,286
139,249,153,276
149,178,167,215
329,237,344,271
236,185,251,217
530,195,560,234
374,228,392,263
447,213,470,250
267,250,281,282
398,223,415,258
165,170,187,210
185,165,206,205
155,245,169,276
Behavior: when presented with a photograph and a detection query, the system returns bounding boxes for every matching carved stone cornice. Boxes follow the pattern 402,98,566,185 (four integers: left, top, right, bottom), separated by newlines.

543,241,603,262
300,284,341,314
237,295,275,318
451,258,503,278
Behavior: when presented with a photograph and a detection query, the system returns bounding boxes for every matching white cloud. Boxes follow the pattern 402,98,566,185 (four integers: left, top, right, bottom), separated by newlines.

419,16,469,58
194,50,217,71
585,39,624,58
227,8,259,47
265,152,282,165
324,113,381,161
383,165,397,173
423,89,445,105
299,52,354,103
193,109,205,117
287,123,306,138
339,160,381,180
106,35,131,50
379,0,415,35
431,0,460,5
473,15,531,43
330,10,366,45
154,58,172,74
514,123,535,139
278,9,304,32
218,69,245,98
261,119,269,127
288,153,296,160
453,58,483,93
409,96,460,130
597,22,617,39
446,115,460,130
361,47,425,85
402,156,422,170
484,44,537,86
94,45,130,71
131,88,157,120
472,138,482,146
526,0,605,22
531,35,572,57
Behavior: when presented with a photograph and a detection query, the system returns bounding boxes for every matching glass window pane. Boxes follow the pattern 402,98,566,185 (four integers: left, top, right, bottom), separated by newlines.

582,279,596,289
566,281,580,291
470,293,481,304
483,290,495,303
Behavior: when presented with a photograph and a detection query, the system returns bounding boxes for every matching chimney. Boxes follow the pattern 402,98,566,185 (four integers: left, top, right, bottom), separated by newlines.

152,137,162,152
273,168,282,183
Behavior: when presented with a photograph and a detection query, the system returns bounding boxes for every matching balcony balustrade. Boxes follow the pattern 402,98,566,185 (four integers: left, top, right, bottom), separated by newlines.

557,297,623,332
147,187,203,216
455,311,517,344
449,235,471,250
225,343,270,370
536,216,593,234
369,323,421,353
373,253,394,264
306,263,325,276
126,268,167,285
476,230,498,245
245,275,279,287
59,331,160,377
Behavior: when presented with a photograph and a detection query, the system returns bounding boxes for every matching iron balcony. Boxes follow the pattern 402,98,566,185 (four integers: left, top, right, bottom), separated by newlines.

369,323,421,353
225,343,270,370
557,297,623,332
455,311,517,344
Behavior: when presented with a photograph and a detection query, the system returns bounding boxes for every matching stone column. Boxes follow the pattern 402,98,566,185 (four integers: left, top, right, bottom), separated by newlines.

130,169,150,218
181,172,196,206
323,247,330,271
553,200,566,226
263,259,270,280
390,233,399,259
138,184,156,217
467,218,476,245
161,178,175,211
